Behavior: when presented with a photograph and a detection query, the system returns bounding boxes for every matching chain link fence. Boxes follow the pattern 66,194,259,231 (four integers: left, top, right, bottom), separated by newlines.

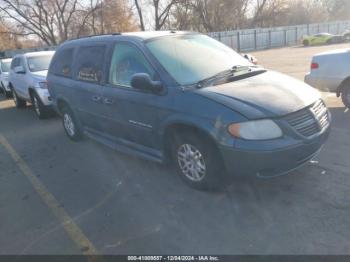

209,20,350,52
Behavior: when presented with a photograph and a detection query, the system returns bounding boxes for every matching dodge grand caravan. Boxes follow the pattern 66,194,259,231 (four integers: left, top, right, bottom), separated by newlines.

47,31,331,190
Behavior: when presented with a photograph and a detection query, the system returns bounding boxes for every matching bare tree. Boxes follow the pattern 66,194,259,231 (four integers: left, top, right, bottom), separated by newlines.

0,0,86,45
133,0,180,30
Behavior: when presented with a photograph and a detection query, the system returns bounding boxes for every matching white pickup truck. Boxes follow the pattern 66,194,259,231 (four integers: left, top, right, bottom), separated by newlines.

305,48,350,108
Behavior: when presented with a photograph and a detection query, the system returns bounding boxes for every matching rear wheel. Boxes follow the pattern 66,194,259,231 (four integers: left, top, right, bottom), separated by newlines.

61,106,83,141
171,132,229,191
341,85,350,108
31,92,49,119
12,89,26,108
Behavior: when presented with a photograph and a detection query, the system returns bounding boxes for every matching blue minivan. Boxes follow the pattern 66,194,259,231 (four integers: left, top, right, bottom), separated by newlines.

47,31,331,190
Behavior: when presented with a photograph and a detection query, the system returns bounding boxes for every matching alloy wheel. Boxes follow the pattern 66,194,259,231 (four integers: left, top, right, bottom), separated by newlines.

63,113,75,137
33,96,41,116
177,143,206,182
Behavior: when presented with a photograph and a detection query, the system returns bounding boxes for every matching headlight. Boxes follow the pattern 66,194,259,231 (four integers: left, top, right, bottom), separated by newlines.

37,81,48,89
228,119,283,140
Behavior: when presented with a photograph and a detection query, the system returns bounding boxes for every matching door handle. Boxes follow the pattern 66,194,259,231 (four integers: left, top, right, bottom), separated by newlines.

103,98,114,105
92,96,102,103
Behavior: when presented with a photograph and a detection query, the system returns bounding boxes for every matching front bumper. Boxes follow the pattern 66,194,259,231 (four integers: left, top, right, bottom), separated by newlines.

220,126,330,178
35,88,52,106
1,80,10,92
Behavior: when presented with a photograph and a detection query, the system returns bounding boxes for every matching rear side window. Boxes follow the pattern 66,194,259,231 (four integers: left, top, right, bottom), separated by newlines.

75,46,106,83
50,49,73,77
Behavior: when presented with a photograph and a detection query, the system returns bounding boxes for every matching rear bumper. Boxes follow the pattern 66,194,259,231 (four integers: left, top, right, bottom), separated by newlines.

219,126,330,178
304,73,340,92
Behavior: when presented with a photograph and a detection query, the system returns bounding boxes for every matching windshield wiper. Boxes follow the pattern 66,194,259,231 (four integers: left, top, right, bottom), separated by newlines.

196,65,260,88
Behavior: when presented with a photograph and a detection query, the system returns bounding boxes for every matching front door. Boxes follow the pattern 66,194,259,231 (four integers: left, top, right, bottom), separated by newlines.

102,43,162,149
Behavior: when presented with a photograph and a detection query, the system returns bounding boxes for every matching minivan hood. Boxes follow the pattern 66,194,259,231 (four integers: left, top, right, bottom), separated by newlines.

196,71,321,119
31,70,48,78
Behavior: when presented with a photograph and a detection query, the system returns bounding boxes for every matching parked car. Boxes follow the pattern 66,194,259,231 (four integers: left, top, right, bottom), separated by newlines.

343,30,350,41
9,51,55,118
241,53,258,65
305,48,350,108
0,58,12,98
48,31,331,190
302,33,344,46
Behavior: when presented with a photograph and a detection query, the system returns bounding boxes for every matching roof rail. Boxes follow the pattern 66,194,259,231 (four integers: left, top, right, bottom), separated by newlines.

67,32,121,42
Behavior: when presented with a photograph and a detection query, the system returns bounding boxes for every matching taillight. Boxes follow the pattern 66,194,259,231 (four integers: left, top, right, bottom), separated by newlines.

311,63,319,70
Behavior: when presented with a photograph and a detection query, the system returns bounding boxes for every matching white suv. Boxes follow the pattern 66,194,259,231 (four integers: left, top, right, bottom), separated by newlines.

0,58,12,98
9,51,55,118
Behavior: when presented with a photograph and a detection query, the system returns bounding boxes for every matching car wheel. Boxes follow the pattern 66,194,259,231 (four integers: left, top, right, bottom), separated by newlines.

341,85,350,108
172,132,229,191
12,89,26,108
31,92,49,119
303,39,310,46
61,106,83,141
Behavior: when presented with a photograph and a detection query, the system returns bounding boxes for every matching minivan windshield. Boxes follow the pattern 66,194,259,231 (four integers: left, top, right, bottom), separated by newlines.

27,55,53,72
146,34,251,85
1,60,11,72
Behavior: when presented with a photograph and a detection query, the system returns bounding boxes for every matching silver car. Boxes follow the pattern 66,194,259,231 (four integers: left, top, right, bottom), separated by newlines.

0,58,12,98
9,51,55,118
305,48,350,108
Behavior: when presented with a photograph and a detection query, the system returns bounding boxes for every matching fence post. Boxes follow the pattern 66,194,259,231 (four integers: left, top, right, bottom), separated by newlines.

237,31,240,52
307,24,310,35
284,29,287,46
337,23,340,34
295,27,298,44
254,30,257,50
268,30,272,48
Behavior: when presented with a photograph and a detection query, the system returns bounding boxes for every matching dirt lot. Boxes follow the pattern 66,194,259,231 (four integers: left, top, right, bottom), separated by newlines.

0,43,349,255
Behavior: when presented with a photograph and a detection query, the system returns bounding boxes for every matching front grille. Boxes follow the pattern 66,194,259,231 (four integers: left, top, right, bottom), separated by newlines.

285,99,330,138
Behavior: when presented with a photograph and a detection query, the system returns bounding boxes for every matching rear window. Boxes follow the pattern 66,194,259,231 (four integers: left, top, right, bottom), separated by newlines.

50,48,74,78
75,46,106,83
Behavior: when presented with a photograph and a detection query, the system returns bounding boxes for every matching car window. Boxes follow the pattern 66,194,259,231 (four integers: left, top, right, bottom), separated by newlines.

27,55,53,72
1,60,11,72
109,43,156,88
146,34,250,85
50,48,74,78
11,58,19,69
75,46,106,84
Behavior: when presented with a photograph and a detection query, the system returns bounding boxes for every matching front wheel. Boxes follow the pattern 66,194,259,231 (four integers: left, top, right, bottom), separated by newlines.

61,106,83,141
32,92,50,119
12,89,26,108
172,132,229,191
341,85,350,108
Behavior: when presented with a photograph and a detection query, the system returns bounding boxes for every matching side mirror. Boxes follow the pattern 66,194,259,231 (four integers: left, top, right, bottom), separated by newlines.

131,73,162,93
14,65,25,74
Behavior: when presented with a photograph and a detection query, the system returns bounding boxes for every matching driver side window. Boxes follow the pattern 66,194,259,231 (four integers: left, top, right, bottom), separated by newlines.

109,43,156,88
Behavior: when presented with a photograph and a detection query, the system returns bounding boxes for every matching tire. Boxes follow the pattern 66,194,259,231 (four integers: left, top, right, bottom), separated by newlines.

12,89,26,108
341,85,350,108
61,106,83,141
303,39,310,46
31,92,49,119
171,132,229,191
